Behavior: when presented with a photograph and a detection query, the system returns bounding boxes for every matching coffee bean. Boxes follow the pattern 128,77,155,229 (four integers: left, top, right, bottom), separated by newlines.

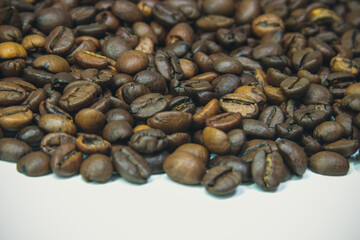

0,82,27,106
251,149,285,191
129,129,168,154
116,50,149,75
74,108,106,134
40,132,76,156
309,151,349,176
220,93,259,119
44,26,74,55
51,143,83,177
277,139,308,176
313,121,344,143
80,153,114,183
75,134,111,155
0,106,33,131
103,120,133,143
111,145,151,184
130,93,169,120
17,151,51,177
0,138,32,162
203,127,230,155
209,155,251,183
147,111,192,134
203,166,242,196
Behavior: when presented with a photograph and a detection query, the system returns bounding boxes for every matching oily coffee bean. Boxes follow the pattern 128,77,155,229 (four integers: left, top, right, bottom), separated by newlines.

309,151,349,176
258,105,285,134
50,143,83,177
163,150,206,185
129,128,168,154
0,82,27,106
44,26,75,55
276,139,308,176
0,138,32,162
168,96,196,114
241,119,275,139
275,118,303,141
111,145,152,184
240,139,278,163
16,152,51,177
130,93,169,120
166,132,192,152
105,108,134,126
220,93,259,119
205,112,242,132
227,129,247,155
147,111,192,134
155,49,183,81
38,114,76,135
17,125,45,148
323,139,360,158
202,127,230,155
74,108,106,134
280,77,310,98
103,120,133,143
203,166,242,196
251,149,285,191
175,143,209,165
80,154,114,183
209,155,251,183
143,150,169,174
0,106,33,131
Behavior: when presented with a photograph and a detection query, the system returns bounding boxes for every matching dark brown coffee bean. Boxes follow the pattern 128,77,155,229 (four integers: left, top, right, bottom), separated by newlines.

16,152,51,177
252,14,285,37
155,49,183,81
51,143,83,177
111,145,151,184
240,139,278,163
17,125,44,149
147,111,192,134
163,150,206,185
152,3,186,27
234,0,260,24
105,108,134,126
212,74,241,96
35,7,72,35
44,26,74,55
258,105,285,134
196,15,234,32
130,93,169,120
0,106,33,132
212,56,243,75
168,96,195,114
112,0,143,23
116,50,149,75
294,105,331,130
227,129,246,155
309,151,349,176
76,134,111,155
323,139,359,158
275,118,303,141
205,112,242,132
251,149,285,191
175,143,209,165
143,150,169,174
80,154,113,183
209,155,251,183
70,6,96,25
40,132,76,156
313,121,344,143
203,166,242,196
280,77,310,98
103,120,133,143
241,119,275,139
0,138,32,162
23,68,54,87
129,129,168,154
166,132,191,152
341,94,360,112
0,58,26,77
276,139,308,176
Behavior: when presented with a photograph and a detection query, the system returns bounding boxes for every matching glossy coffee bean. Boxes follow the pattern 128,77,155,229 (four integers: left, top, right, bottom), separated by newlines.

309,151,349,176
130,93,169,120
116,50,149,75
111,145,152,184
50,143,83,177
16,152,51,177
166,132,191,152
220,93,259,119
17,125,45,148
38,114,76,135
203,127,230,155
147,111,192,134
74,108,106,133
175,143,209,165
76,134,111,155
323,139,360,158
203,166,242,196
44,26,74,55
80,154,114,183
241,119,275,139
313,121,344,143
163,150,206,185
129,129,168,154
0,138,32,162
40,133,76,156
251,150,285,191
103,120,133,143
0,106,33,131
276,139,308,176
205,112,242,132
0,82,27,106
209,155,251,183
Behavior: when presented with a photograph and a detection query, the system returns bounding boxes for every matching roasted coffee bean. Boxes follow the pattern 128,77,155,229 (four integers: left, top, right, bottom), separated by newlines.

203,127,230,155
105,108,134,126
50,143,83,177
17,152,51,177
0,25,22,43
0,106,33,131
175,143,209,165
196,15,234,32
134,70,167,94
234,0,260,25
309,151,349,176
258,106,284,134
252,14,285,37
203,166,242,196
193,99,220,128
117,82,151,104
143,150,169,174
212,56,243,75
275,118,303,141
0,42,27,60
35,7,72,35
76,134,111,155
74,108,106,134
220,93,259,119
33,55,70,73
163,150,206,185
0,58,26,77
112,0,143,23
227,129,247,155
341,94,360,112
0,138,32,162
251,149,285,191
80,153,113,183
212,74,241,96
23,68,54,87
44,26,74,55
130,93,169,120
152,3,186,27
205,112,242,132
209,155,251,183
323,139,359,158
147,111,192,134
111,145,151,184
241,119,275,139
313,121,344,143
103,120,133,143
40,133,76,156
280,77,310,98
276,139,308,176
294,105,331,130
38,114,77,135
0,82,27,106
116,50,149,75
240,139,278,163
17,125,44,148
155,49,183,81
168,96,196,114
129,128,168,154
301,134,323,156
165,131,191,150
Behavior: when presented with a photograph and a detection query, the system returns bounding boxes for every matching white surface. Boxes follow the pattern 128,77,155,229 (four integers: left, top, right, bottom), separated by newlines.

1,160,360,240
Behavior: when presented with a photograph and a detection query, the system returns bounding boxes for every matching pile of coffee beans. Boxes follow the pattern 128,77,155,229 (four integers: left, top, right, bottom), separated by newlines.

0,0,359,197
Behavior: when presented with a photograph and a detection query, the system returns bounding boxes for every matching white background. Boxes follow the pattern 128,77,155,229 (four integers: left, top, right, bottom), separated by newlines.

1,159,360,240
